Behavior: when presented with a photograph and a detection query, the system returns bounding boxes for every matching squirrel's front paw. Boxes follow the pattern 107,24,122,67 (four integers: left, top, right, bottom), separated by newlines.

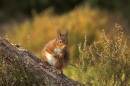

58,53,64,58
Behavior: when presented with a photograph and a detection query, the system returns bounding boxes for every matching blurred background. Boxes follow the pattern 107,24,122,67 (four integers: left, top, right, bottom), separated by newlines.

0,0,130,82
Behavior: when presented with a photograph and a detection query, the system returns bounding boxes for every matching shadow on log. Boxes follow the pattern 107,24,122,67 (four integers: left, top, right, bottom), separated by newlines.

0,37,84,86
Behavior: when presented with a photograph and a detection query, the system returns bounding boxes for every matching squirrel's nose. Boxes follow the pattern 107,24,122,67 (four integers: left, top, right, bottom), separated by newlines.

63,45,67,49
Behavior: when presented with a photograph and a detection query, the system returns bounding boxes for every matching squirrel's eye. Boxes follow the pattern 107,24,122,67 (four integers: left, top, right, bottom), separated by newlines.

59,40,62,43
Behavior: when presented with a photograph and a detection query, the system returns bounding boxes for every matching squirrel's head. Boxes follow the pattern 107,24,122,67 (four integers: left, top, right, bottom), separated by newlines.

56,29,68,49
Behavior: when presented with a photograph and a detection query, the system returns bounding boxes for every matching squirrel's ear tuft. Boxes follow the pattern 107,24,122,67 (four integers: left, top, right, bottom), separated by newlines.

57,29,61,35
57,29,61,38
66,29,69,36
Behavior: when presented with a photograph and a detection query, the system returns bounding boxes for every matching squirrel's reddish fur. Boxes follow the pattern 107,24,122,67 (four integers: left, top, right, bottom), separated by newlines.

42,29,70,70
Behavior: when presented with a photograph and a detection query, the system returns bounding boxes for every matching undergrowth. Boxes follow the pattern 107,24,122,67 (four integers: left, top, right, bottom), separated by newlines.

65,23,130,86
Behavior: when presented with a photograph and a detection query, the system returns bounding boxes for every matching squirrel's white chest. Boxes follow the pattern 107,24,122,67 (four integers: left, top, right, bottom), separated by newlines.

54,48,62,55
45,52,56,66
45,48,62,66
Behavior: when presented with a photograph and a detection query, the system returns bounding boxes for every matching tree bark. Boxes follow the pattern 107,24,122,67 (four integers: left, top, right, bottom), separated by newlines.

0,37,84,86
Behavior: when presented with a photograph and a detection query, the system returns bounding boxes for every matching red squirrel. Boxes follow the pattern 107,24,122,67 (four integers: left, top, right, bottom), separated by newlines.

42,29,70,70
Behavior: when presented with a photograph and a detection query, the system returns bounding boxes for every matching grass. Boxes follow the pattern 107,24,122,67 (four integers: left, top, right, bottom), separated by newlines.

64,23,130,86
1,4,130,85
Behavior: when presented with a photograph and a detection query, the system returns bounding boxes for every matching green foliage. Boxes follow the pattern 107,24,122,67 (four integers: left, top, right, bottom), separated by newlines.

65,23,130,86
1,0,130,20
0,0,82,15
84,0,130,20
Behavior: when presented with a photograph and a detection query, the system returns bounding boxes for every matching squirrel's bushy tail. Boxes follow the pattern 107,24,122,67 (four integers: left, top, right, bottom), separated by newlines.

63,49,70,67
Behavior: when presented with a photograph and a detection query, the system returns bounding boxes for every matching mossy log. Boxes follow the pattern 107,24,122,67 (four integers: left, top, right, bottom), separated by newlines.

0,37,84,86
